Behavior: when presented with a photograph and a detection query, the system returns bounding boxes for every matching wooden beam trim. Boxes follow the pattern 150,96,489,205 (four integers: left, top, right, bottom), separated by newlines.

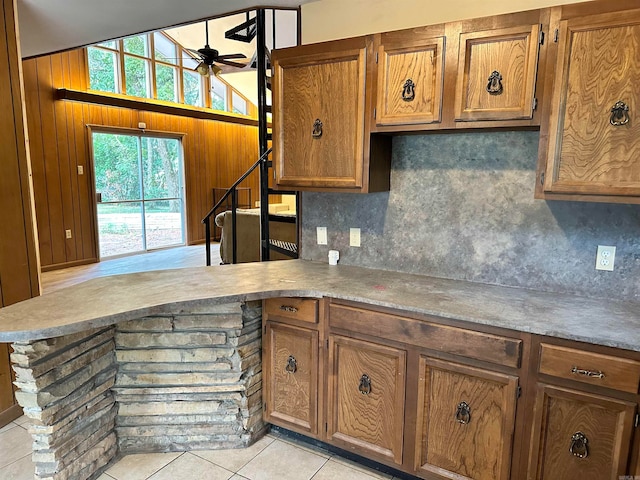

56,89,261,127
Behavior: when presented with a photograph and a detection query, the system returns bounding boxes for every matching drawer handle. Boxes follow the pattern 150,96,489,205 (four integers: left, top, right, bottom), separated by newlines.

610,101,629,127
359,374,371,395
569,431,589,459
486,70,503,95
402,79,415,102
455,401,471,424
312,119,323,138
279,305,298,313
285,355,297,374
571,366,605,379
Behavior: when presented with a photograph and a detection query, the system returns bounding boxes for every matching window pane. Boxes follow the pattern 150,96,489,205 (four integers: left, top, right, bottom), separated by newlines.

88,47,119,93
183,70,203,107
124,55,151,98
182,51,199,70
92,133,141,201
144,200,184,249
97,40,117,49
156,64,178,102
97,202,145,257
232,91,248,115
210,75,227,111
123,35,149,57
155,32,177,64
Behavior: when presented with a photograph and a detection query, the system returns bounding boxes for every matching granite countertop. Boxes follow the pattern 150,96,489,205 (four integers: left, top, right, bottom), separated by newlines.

0,260,638,351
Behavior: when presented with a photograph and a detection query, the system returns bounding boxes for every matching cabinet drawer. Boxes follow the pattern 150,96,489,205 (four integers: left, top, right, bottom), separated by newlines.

330,303,521,368
539,344,640,394
264,298,319,324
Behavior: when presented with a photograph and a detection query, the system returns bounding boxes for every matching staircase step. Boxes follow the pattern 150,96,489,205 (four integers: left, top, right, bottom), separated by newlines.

264,105,272,114
269,239,298,258
266,133,273,141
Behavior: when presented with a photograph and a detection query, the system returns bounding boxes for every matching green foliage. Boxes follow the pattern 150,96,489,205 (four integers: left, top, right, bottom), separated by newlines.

183,71,202,106
124,56,150,98
92,133,182,212
88,47,117,93
156,64,178,102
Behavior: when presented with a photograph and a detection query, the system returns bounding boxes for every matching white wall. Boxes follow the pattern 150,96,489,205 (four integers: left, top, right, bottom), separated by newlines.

301,0,592,43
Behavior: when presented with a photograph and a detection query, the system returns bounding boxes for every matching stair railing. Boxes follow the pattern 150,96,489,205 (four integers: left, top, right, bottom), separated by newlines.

201,147,272,266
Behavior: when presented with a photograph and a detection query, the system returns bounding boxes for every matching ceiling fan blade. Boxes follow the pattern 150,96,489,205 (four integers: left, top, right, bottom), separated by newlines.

216,59,249,68
217,53,247,60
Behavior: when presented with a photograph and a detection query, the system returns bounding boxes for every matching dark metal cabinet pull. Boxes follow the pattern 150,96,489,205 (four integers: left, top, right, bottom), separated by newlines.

571,366,605,379
402,79,416,102
455,401,471,424
486,71,503,95
312,119,323,138
359,374,371,395
279,305,298,313
610,101,629,126
569,432,589,458
285,355,297,374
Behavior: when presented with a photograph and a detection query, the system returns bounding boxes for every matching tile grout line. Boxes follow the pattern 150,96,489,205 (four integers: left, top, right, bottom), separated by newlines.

140,452,187,480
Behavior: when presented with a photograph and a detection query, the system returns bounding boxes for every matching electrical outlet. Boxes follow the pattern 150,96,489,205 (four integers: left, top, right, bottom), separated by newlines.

65,229,72,239
316,227,327,245
595,245,616,271
350,228,361,247
77,165,84,175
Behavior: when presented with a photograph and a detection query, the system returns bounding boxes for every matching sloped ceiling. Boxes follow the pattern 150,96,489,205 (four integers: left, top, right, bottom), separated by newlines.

17,0,314,58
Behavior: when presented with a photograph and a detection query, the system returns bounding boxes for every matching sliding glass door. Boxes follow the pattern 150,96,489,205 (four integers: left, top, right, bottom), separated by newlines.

91,131,185,258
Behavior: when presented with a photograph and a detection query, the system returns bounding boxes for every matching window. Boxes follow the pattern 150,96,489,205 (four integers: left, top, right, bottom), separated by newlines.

86,30,255,116
210,75,227,111
232,91,248,115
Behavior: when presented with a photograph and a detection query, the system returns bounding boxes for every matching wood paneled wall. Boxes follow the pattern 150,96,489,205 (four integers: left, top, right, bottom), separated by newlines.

0,0,40,425
23,49,261,270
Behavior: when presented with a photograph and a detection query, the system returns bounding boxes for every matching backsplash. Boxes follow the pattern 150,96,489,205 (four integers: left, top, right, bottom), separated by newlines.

300,131,640,302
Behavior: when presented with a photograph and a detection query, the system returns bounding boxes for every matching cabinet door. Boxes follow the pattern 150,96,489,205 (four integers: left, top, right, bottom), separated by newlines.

415,357,518,480
264,322,319,435
327,335,406,465
454,24,540,121
528,384,636,480
543,11,640,196
272,40,367,189
376,34,445,126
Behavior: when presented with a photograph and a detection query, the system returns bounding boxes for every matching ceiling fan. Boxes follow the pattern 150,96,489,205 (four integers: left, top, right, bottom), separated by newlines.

189,20,248,76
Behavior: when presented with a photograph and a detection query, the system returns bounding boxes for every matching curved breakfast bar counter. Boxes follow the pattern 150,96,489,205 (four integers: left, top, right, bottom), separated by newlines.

1,260,638,480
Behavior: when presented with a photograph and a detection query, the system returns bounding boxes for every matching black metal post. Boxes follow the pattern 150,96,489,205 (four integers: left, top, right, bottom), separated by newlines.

257,8,270,261
205,218,211,266
231,188,238,264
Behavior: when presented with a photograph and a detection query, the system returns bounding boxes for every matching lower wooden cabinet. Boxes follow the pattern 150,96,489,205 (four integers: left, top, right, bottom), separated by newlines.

528,385,637,480
263,299,640,480
327,334,406,465
415,357,519,480
263,322,319,435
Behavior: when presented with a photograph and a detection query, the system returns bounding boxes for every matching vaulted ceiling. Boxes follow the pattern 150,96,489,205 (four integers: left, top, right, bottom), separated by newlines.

17,0,315,58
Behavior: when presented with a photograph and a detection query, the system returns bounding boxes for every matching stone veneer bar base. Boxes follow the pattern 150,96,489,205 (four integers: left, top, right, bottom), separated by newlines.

10,301,264,480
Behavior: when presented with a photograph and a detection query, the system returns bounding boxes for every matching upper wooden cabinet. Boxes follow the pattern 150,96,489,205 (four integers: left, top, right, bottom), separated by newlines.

454,24,541,122
540,9,640,199
272,36,391,193
375,27,445,126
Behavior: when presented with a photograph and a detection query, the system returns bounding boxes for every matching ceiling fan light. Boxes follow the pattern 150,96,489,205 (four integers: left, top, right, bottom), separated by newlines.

211,64,222,76
196,62,210,76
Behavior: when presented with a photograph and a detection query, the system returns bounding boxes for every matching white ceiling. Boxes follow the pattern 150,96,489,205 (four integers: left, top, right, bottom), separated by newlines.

17,0,314,58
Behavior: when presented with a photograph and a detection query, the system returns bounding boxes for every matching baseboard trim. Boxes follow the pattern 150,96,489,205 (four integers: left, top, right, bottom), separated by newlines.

41,258,98,272
0,403,23,428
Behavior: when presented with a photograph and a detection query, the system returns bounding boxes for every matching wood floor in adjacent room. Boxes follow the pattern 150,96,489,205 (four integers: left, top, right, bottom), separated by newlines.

40,244,220,293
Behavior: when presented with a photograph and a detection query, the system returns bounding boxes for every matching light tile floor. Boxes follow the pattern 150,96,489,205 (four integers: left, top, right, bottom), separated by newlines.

0,417,410,480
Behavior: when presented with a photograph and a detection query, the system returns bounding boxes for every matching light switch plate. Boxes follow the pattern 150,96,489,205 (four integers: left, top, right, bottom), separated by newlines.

350,228,361,247
317,227,327,245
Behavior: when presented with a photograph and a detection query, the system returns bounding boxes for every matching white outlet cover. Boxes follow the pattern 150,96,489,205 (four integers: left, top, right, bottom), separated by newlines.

316,227,327,245
350,228,361,247
595,245,616,271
